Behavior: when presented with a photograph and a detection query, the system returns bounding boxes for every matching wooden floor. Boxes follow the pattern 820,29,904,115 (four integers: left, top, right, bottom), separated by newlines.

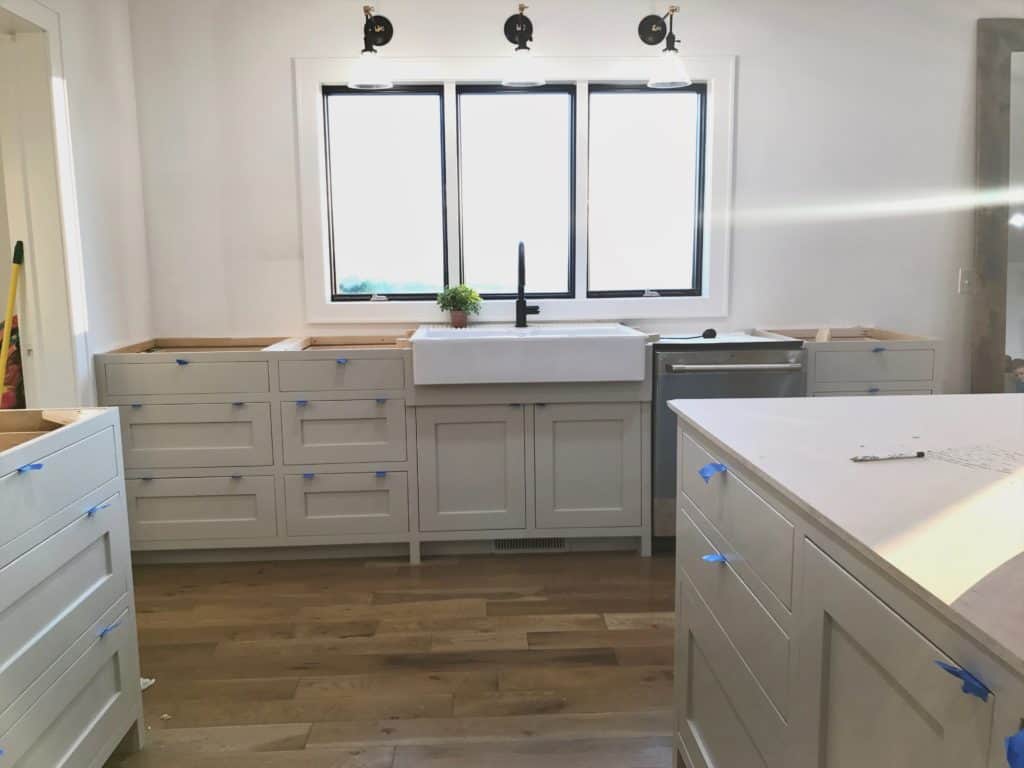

106,551,676,768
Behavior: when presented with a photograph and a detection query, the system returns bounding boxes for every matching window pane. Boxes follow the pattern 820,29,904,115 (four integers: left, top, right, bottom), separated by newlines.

325,90,446,297
588,89,702,294
458,90,573,295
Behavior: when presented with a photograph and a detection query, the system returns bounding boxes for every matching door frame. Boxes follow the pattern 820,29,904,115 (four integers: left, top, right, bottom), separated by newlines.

0,0,90,406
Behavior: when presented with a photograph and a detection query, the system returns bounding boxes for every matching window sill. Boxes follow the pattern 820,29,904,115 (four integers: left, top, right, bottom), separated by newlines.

306,294,728,324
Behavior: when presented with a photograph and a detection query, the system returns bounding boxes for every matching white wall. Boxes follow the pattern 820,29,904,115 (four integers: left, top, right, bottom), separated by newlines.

0,143,8,304
128,0,1024,392
43,0,152,357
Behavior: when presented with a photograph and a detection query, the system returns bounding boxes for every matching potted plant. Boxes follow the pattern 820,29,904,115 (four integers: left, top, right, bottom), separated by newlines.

436,284,482,328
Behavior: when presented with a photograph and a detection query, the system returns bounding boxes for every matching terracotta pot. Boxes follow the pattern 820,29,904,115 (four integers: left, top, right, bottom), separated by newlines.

450,310,468,329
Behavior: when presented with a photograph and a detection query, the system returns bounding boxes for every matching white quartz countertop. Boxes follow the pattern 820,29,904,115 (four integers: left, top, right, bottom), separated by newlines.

669,394,1024,674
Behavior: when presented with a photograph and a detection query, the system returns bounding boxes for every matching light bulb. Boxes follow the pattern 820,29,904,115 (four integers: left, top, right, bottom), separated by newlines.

502,48,546,88
348,50,393,91
647,48,691,89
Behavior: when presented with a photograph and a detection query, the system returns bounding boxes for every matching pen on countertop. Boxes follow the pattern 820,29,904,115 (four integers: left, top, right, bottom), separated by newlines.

850,451,926,463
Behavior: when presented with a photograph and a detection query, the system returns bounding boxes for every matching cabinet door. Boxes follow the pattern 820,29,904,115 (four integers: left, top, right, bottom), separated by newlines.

791,540,994,768
416,406,526,532
535,403,643,529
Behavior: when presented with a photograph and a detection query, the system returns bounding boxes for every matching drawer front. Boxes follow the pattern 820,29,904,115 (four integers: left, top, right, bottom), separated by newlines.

284,472,409,537
678,510,790,717
0,495,129,721
677,579,785,768
0,604,140,768
281,399,407,465
815,348,934,384
0,428,118,552
719,470,795,609
127,476,277,542
680,432,723,523
279,357,405,392
120,403,273,469
104,360,270,395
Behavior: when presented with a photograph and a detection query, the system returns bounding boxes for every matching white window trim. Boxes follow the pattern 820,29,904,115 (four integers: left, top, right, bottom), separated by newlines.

294,56,736,324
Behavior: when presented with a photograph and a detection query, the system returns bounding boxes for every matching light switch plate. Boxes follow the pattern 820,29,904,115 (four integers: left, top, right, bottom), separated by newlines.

957,267,979,295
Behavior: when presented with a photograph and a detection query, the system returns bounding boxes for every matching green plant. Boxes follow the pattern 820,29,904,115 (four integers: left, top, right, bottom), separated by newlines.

436,284,482,315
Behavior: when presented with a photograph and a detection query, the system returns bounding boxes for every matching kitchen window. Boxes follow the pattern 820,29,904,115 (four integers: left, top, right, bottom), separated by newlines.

297,57,735,322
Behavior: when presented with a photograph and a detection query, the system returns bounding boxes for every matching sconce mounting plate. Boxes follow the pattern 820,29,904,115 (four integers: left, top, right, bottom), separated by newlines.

504,13,534,47
638,14,668,46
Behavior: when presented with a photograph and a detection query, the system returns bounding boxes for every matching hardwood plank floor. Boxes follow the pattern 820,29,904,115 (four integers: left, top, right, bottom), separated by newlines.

106,552,675,768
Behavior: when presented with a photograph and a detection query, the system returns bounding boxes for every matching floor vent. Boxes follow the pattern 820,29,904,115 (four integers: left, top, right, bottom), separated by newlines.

493,537,567,554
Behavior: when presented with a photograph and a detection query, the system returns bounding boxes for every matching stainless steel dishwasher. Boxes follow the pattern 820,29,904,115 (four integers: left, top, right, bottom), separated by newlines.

652,332,805,541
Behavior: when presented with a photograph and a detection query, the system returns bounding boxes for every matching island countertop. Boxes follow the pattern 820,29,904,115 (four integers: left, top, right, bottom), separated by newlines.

669,393,1024,675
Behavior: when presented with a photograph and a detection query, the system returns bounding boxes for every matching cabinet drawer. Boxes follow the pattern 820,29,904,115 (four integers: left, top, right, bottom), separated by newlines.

719,471,795,609
0,428,118,552
104,360,270,395
813,387,933,397
815,348,934,383
680,432,723,522
0,604,140,767
279,357,405,392
0,495,129,722
678,510,790,717
677,579,785,768
120,403,273,469
284,472,409,537
127,476,277,542
281,399,407,465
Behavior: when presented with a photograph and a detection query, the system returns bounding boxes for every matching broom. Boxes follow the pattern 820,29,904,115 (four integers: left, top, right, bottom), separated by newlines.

0,241,24,382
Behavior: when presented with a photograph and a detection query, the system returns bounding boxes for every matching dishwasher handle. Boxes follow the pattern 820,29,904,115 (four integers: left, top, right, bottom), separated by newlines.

666,362,804,373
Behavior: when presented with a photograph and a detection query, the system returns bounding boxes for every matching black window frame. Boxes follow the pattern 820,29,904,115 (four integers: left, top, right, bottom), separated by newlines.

322,84,450,303
455,83,577,301
585,82,708,299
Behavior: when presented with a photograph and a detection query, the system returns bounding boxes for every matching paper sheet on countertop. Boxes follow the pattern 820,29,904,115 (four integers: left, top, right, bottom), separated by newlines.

930,445,1024,475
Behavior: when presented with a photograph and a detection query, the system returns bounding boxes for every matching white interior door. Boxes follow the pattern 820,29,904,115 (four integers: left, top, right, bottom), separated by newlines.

0,18,80,407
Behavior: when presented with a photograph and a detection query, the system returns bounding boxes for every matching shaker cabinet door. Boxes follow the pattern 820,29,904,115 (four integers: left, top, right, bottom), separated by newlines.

416,406,527,532
791,540,994,768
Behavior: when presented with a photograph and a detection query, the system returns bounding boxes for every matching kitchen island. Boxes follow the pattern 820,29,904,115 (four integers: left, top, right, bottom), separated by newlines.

669,394,1024,768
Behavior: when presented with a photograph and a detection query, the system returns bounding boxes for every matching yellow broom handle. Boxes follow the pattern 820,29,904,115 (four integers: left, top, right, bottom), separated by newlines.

0,241,24,381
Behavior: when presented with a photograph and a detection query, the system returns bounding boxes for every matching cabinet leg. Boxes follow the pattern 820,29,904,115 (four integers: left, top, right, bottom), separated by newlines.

409,541,421,565
115,717,145,756
640,534,652,558
675,746,688,768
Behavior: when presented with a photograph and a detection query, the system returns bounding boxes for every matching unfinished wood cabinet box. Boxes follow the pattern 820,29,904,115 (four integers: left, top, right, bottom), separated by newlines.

0,408,143,766
765,326,941,396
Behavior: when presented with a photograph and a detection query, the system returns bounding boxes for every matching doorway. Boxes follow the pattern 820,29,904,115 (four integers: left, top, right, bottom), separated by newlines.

0,1,90,408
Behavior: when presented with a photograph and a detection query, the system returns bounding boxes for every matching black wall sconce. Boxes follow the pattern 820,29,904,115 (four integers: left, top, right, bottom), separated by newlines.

348,5,394,90
503,4,545,87
638,5,691,89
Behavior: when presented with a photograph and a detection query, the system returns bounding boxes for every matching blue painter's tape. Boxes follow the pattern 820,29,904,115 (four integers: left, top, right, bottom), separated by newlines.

296,400,309,407
935,660,990,701
131,403,143,409
698,463,727,484
175,359,189,366
336,358,349,365
98,620,122,639
868,387,881,394
17,463,43,474
1006,729,1024,768
376,398,387,404
86,503,112,518
303,473,315,480
872,346,887,353
701,553,728,564
233,402,245,407
375,471,388,478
